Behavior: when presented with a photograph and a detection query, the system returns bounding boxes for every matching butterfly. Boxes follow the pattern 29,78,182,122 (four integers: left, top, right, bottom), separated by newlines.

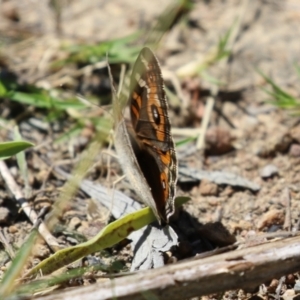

112,47,178,225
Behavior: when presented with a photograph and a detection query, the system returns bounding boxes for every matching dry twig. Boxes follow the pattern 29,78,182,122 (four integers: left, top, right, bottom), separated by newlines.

32,234,300,300
0,160,60,251
196,87,217,150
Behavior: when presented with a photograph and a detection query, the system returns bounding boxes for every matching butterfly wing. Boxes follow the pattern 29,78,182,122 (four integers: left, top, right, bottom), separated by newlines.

129,47,178,222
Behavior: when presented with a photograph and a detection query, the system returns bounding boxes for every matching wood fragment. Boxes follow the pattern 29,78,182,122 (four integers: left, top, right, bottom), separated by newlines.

32,234,300,300
0,160,60,251
179,167,260,191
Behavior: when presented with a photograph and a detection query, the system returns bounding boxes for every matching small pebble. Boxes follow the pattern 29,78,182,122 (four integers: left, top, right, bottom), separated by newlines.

8,225,18,234
290,127,300,143
257,209,284,230
237,220,253,231
0,207,10,224
267,278,279,293
66,237,79,245
199,179,218,196
68,216,81,231
32,244,50,259
281,289,295,300
294,280,300,293
289,144,300,157
86,255,102,266
286,274,296,285
260,164,278,179
205,126,234,155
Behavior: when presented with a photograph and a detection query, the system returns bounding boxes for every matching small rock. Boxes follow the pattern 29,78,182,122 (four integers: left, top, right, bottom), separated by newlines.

257,209,285,230
219,186,234,197
0,207,10,224
255,127,292,157
8,225,18,234
66,237,79,245
227,221,239,233
281,289,295,300
290,127,300,143
9,166,18,177
199,179,218,196
28,117,50,131
81,125,95,139
35,170,50,183
289,144,300,157
205,126,234,155
32,243,50,259
207,197,219,206
68,217,81,231
260,164,278,179
286,274,296,285
267,278,279,293
77,220,90,235
86,256,103,266
237,220,253,231
191,185,200,197
294,281,300,293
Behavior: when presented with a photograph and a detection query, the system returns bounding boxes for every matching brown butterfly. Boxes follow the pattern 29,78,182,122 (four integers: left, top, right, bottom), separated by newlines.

113,47,177,224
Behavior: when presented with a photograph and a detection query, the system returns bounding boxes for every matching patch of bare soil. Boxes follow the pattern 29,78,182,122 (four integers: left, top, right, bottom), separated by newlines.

1,0,300,299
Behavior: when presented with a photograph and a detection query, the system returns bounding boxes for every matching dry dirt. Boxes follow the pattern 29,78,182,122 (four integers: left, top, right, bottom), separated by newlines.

1,0,300,299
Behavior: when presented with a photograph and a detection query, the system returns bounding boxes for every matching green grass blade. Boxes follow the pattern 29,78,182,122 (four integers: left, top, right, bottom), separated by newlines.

9,91,86,110
55,32,141,66
16,261,119,296
25,197,190,277
176,136,196,147
9,91,54,108
0,141,34,160
259,69,300,111
0,231,38,298
259,70,294,99
0,80,7,96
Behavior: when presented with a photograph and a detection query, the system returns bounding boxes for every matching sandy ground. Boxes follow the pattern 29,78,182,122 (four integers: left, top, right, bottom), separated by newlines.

1,0,300,299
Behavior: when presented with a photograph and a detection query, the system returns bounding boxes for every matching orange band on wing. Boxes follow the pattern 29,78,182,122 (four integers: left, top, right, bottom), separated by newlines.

133,92,142,108
160,150,171,165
